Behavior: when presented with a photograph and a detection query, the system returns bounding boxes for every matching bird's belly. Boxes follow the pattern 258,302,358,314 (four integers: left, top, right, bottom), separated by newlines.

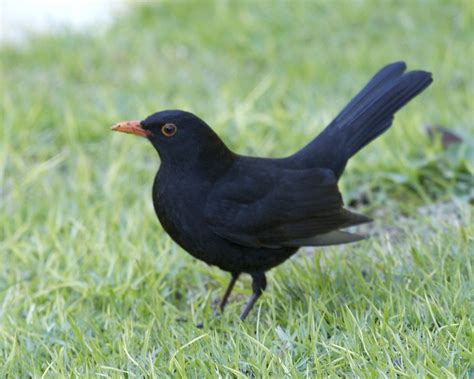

152,172,297,272
154,198,296,273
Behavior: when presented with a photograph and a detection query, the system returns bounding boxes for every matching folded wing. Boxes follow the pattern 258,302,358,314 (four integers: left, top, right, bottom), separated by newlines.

204,162,371,248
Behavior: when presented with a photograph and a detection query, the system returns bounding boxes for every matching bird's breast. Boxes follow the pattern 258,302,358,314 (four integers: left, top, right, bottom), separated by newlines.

152,170,215,257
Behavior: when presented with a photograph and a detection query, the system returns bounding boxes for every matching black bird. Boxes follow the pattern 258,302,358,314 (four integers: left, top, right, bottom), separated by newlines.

111,62,432,320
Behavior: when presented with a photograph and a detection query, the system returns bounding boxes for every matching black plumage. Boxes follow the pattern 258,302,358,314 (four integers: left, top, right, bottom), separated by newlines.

111,62,432,320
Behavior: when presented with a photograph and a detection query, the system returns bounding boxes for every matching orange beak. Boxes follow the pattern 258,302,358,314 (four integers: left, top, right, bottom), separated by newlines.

111,120,153,138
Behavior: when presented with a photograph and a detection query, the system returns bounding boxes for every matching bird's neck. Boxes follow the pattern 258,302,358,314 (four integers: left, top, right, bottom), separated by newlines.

158,140,235,181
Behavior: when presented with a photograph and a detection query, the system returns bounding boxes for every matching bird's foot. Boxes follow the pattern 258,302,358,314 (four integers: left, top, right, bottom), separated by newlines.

239,271,267,321
219,272,240,312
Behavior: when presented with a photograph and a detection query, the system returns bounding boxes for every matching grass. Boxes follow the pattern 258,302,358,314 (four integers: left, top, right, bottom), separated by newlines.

1,0,473,377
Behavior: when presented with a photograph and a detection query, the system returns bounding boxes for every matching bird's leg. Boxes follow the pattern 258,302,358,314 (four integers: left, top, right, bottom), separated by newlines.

239,271,267,321
220,272,240,312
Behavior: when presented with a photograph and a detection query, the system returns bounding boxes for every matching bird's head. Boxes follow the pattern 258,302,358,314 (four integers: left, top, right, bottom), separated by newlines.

111,110,233,169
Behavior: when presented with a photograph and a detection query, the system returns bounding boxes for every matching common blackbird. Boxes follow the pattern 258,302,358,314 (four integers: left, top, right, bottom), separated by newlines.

112,62,432,320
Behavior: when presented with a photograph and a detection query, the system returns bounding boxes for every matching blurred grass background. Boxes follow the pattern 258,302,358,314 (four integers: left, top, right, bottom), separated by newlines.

0,0,473,377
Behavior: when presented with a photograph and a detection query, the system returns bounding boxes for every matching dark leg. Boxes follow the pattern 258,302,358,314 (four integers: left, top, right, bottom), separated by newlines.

240,271,267,321
220,272,240,312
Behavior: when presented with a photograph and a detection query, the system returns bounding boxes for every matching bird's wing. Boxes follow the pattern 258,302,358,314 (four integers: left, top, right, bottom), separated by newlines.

204,162,371,248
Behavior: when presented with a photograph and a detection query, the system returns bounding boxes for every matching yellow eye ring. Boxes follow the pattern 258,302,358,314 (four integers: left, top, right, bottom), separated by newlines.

161,123,177,137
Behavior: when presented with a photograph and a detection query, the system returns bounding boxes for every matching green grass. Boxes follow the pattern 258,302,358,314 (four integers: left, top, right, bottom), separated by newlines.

1,0,473,377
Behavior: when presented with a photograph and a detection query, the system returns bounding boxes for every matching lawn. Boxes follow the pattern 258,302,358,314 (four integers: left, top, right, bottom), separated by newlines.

1,0,473,377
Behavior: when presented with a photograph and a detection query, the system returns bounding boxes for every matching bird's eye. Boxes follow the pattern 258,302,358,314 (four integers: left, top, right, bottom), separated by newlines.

161,123,177,137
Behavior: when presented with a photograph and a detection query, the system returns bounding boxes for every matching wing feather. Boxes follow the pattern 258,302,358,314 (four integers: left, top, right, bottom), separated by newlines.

204,160,371,249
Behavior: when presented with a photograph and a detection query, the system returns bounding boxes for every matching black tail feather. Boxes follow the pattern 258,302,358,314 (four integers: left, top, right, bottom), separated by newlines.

335,61,407,127
294,62,433,177
342,70,433,159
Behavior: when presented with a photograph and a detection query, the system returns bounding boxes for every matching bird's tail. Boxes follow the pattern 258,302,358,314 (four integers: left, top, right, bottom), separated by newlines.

295,62,433,177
